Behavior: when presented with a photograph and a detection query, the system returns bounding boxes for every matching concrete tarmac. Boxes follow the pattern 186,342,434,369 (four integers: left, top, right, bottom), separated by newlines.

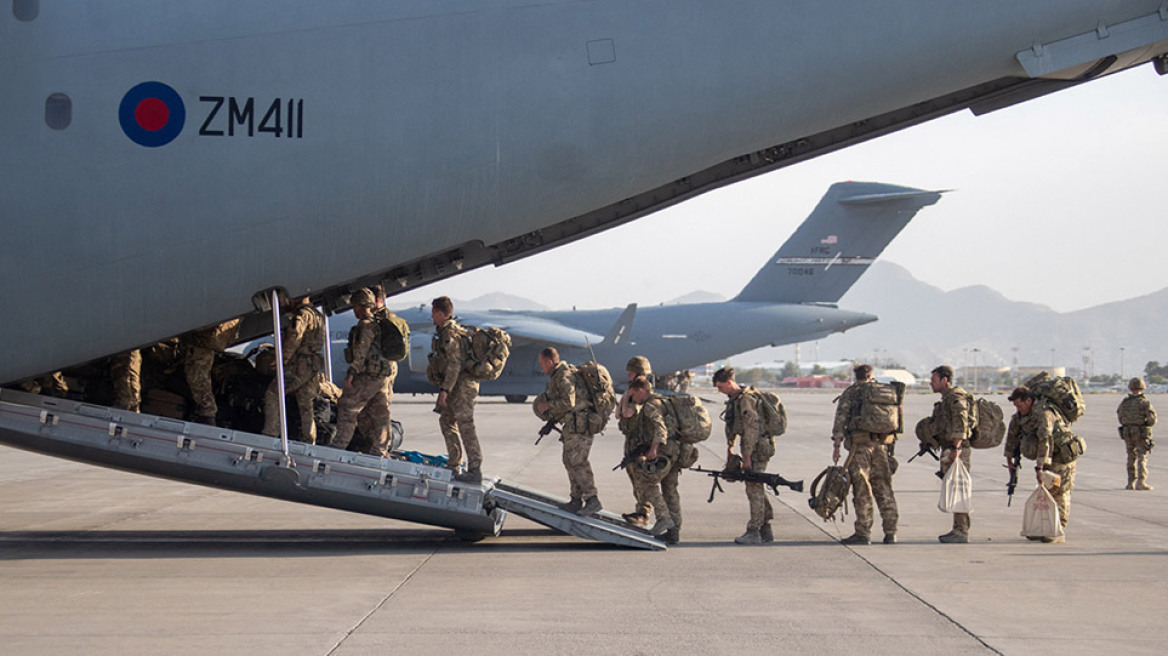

1,390,1165,655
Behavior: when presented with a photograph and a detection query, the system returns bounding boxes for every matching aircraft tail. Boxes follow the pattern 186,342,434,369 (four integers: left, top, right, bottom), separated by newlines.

732,181,943,304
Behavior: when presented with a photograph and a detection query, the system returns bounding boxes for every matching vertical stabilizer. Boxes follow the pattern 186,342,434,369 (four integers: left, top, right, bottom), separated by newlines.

733,181,942,304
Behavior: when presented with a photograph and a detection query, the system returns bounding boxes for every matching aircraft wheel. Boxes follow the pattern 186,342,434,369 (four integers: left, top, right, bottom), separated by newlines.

504,394,527,404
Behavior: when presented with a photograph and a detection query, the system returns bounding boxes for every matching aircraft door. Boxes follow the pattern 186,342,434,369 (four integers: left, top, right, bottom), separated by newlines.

408,332,431,373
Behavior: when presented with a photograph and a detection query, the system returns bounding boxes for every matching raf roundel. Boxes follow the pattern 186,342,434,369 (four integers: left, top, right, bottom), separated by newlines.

119,81,185,147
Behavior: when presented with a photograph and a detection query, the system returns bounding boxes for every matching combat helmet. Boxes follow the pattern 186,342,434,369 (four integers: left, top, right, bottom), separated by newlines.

350,288,376,308
626,356,652,377
1130,377,1146,392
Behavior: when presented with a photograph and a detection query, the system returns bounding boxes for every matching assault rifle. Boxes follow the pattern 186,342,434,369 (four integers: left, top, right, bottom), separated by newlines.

613,445,648,471
1005,444,1021,506
535,420,561,445
907,442,940,463
690,466,804,503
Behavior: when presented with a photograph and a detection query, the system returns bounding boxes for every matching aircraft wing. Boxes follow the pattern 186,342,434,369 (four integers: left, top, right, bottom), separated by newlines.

479,316,604,349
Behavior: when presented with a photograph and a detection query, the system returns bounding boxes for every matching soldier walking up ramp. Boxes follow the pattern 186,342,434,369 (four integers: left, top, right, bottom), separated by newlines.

0,389,662,550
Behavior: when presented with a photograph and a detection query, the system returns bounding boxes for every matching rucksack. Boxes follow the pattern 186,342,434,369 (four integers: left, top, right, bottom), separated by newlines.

573,361,616,434
1023,371,1085,424
664,394,712,444
461,325,511,381
808,465,851,522
374,310,410,362
852,381,905,435
752,388,787,437
969,397,1005,449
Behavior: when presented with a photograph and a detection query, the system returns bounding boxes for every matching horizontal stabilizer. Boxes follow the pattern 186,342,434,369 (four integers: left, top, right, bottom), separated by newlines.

733,181,942,304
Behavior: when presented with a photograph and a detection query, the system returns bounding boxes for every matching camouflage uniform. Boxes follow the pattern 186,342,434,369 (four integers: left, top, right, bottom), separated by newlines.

1117,392,1156,489
262,303,326,444
1005,402,1076,530
181,319,242,422
432,319,481,473
724,388,775,532
544,361,597,501
618,388,652,519
833,381,898,540
624,394,679,529
109,350,142,412
332,314,392,453
20,371,68,398
931,385,974,536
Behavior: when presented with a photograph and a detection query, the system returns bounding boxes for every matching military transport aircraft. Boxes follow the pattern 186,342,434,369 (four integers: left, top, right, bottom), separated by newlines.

3,2,1167,383
329,181,942,401
2,3,1167,547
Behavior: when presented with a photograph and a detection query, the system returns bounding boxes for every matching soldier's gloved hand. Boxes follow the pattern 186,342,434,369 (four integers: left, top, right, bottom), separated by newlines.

831,439,841,464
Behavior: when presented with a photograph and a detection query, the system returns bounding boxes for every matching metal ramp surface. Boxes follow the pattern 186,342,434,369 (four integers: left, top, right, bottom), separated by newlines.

488,482,665,551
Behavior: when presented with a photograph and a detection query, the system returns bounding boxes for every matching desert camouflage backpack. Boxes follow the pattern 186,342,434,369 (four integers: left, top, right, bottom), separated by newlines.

664,394,712,444
460,325,511,381
1023,371,1085,424
574,361,616,433
852,381,905,435
969,397,1006,449
752,388,788,437
808,464,851,522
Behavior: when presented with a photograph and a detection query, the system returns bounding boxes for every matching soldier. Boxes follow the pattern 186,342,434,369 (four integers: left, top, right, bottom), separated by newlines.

618,356,654,528
677,370,694,395
262,297,325,444
1005,385,1078,542
713,366,776,545
352,285,400,457
1118,377,1157,490
180,319,242,426
832,364,899,545
19,371,69,398
535,347,602,515
109,350,142,412
430,296,482,483
928,365,974,544
331,289,392,455
624,376,684,541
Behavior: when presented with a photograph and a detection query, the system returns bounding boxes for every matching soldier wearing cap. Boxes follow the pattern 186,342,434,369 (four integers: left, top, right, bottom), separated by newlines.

262,297,326,444
331,288,391,454
1117,377,1157,490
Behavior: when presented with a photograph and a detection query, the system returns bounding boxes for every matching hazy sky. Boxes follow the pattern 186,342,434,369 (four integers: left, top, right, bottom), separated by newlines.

393,66,1168,314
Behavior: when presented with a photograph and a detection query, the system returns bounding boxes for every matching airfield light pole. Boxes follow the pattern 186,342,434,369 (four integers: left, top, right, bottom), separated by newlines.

1120,347,1126,379
1050,348,1056,371
972,348,980,392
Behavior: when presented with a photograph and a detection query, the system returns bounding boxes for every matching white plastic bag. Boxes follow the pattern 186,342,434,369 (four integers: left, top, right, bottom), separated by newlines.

938,458,973,514
1021,485,1064,539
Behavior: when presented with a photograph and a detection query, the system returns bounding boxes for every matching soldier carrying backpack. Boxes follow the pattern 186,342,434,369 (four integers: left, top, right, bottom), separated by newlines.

713,367,785,545
828,364,900,545
534,347,603,516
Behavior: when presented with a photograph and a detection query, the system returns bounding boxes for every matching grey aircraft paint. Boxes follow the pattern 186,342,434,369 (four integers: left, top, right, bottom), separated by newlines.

322,181,942,399
3,2,1168,382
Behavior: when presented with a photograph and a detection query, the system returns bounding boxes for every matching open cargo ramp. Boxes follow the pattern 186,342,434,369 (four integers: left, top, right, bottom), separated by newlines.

0,389,661,550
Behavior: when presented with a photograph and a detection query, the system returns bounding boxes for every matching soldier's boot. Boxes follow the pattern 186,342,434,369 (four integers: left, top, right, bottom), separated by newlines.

454,468,482,483
759,523,774,543
1136,479,1154,491
1040,535,1066,543
1126,477,1136,490
840,533,870,546
883,533,897,544
734,529,762,545
938,530,968,544
662,528,680,545
650,516,675,537
559,497,583,512
621,512,650,528
577,496,602,516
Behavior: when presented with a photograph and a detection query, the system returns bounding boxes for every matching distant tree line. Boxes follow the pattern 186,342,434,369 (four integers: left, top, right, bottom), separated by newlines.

1144,361,1168,385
